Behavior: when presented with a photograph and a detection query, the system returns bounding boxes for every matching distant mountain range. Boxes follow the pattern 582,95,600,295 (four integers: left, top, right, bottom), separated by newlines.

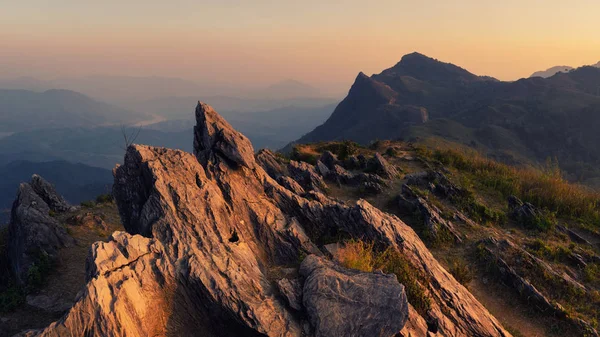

0,89,148,132
292,52,600,187
0,160,113,224
530,61,600,78
530,66,574,78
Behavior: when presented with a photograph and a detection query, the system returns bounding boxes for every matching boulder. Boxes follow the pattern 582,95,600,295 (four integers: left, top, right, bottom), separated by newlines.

300,255,409,337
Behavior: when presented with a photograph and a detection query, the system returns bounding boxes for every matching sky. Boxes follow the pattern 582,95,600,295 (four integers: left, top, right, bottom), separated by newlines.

2,0,600,94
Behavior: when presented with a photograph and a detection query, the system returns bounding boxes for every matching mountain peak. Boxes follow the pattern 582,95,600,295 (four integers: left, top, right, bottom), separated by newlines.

377,53,481,85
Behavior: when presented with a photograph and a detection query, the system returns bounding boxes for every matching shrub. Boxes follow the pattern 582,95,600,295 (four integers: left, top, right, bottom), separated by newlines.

26,250,53,291
96,193,114,204
335,240,432,315
447,258,474,286
290,146,318,165
0,286,24,313
318,141,360,160
80,200,95,208
385,147,399,157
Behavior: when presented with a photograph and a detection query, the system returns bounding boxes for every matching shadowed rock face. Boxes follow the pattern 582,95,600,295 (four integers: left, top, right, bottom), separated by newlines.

8,176,74,285
19,102,510,337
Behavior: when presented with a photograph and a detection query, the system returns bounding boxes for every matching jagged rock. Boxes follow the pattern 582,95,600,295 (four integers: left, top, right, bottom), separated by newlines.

367,153,399,179
277,176,306,195
508,196,544,227
318,151,341,169
319,163,387,193
66,212,108,230
30,174,75,213
8,182,74,285
315,160,330,177
557,225,592,245
193,101,256,168
405,171,464,198
300,255,409,337
397,184,462,243
288,160,328,192
276,278,303,311
256,149,288,179
22,102,511,337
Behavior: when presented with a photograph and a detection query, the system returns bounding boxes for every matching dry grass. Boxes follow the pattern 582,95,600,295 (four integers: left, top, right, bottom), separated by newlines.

417,145,600,227
334,240,432,315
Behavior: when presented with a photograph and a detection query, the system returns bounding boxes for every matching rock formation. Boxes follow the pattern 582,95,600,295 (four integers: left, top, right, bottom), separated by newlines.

8,176,74,285
19,102,511,337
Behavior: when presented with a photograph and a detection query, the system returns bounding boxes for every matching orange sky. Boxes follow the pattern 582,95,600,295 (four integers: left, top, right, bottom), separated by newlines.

2,1,599,93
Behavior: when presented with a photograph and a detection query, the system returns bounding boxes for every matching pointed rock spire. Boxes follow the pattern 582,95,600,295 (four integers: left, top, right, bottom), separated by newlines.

193,102,255,169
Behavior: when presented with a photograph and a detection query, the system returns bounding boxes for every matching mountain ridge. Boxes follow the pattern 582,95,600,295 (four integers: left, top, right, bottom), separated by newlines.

290,53,600,188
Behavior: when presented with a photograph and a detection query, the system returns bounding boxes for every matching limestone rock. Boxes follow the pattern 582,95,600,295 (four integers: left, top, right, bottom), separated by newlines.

193,101,256,168
30,174,75,213
318,151,341,169
8,182,74,285
300,255,409,337
276,278,303,311
288,160,328,192
256,149,288,179
508,195,543,227
397,184,462,243
277,176,306,195
367,153,399,179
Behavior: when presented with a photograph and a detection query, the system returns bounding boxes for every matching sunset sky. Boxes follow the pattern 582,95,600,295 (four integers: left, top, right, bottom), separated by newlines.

2,0,599,93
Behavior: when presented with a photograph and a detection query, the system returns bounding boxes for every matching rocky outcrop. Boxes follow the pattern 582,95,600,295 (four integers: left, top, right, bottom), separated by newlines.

256,149,288,179
288,160,328,192
508,195,544,227
300,255,408,337
29,175,75,213
22,102,511,337
479,237,598,336
397,184,462,243
367,153,399,179
8,177,74,285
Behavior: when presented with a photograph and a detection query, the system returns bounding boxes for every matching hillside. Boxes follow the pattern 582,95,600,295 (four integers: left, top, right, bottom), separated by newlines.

291,53,600,188
288,139,600,336
0,89,148,132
